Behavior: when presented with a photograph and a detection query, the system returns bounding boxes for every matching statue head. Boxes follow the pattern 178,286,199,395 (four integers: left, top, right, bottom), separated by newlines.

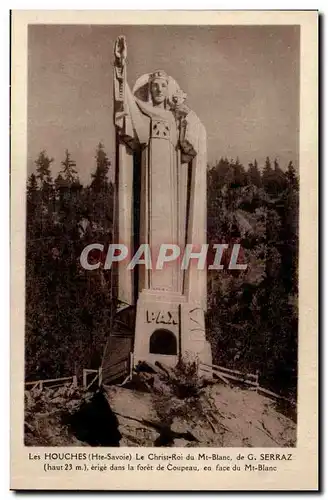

133,71,185,111
149,70,169,107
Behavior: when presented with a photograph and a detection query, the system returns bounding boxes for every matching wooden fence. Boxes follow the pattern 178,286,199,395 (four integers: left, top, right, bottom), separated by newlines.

24,359,295,408
25,375,78,391
82,367,103,390
200,362,259,389
200,362,296,407
25,367,103,392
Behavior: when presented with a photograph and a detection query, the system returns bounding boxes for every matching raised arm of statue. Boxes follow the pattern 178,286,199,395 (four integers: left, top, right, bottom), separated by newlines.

114,35,127,68
113,36,127,110
113,35,149,147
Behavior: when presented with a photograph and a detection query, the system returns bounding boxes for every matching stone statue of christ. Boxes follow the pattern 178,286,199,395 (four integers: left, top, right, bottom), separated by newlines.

113,35,207,312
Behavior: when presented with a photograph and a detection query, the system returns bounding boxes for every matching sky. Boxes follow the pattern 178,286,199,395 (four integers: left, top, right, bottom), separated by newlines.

28,24,300,185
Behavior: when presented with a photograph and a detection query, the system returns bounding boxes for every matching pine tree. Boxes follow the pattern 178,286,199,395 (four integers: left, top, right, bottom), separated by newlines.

262,156,272,178
27,173,38,200
26,173,39,225
247,160,261,187
54,173,66,207
35,150,53,187
55,173,65,189
262,156,275,195
35,150,54,208
90,142,111,192
60,149,78,184
271,158,287,195
285,161,299,190
86,143,114,233
213,157,230,188
280,161,299,294
232,158,247,188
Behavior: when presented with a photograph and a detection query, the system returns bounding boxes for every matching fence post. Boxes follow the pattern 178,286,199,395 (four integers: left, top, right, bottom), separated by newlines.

72,375,78,387
129,352,133,378
98,366,103,388
83,369,87,389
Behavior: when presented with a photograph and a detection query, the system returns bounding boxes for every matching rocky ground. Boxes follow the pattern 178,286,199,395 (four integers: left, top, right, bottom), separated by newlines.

25,362,296,448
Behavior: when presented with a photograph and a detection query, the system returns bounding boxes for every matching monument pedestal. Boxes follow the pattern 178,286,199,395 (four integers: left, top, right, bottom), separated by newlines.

133,290,212,372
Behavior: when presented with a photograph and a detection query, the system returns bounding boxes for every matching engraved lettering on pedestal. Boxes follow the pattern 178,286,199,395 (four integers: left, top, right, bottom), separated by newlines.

146,309,178,325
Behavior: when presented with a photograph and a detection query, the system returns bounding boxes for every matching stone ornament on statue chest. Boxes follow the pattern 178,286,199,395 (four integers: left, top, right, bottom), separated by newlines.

151,119,170,140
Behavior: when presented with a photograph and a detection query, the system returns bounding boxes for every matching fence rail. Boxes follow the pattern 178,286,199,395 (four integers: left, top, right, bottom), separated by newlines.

25,369,103,392
201,362,258,380
25,375,77,391
200,362,296,406
24,358,129,392
25,359,295,408
82,367,103,390
200,362,259,389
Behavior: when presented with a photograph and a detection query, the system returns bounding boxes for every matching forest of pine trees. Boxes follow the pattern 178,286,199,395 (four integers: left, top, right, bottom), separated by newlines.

25,145,299,399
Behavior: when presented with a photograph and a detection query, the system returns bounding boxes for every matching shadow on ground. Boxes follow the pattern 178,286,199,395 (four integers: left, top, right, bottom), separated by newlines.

66,389,122,446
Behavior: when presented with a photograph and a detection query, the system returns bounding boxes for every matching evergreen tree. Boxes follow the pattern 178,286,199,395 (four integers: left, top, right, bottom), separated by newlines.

271,158,287,196
262,156,272,191
262,156,286,196
54,173,65,191
35,150,53,188
285,161,299,190
60,149,78,184
213,157,230,188
247,160,261,187
90,142,111,192
86,142,114,234
27,173,38,200
56,152,82,219
35,150,54,208
279,161,299,295
54,173,66,206
232,158,247,188
26,173,39,227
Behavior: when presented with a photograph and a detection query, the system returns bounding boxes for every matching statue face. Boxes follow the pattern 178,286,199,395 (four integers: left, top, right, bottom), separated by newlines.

150,78,168,106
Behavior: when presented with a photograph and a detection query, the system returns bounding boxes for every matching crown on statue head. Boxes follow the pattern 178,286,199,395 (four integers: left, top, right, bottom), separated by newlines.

149,70,169,84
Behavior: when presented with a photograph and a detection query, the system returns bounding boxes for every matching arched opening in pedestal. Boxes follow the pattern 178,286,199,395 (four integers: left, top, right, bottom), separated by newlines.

149,329,177,355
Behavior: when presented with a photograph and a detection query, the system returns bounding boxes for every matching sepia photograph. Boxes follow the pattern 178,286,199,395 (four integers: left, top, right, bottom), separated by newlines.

23,22,300,448
10,10,318,491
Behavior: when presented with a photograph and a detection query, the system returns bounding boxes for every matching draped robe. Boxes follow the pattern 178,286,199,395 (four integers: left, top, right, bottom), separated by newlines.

114,67,207,311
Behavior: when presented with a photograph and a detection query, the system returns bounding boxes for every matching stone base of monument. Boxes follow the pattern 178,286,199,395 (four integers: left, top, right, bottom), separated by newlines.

133,290,212,375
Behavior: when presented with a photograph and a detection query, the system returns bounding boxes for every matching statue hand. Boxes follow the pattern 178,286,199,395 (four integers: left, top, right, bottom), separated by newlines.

114,35,127,67
168,89,190,116
174,102,190,116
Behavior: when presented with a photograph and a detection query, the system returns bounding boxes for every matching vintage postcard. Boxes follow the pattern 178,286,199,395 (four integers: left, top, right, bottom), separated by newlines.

11,10,318,490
